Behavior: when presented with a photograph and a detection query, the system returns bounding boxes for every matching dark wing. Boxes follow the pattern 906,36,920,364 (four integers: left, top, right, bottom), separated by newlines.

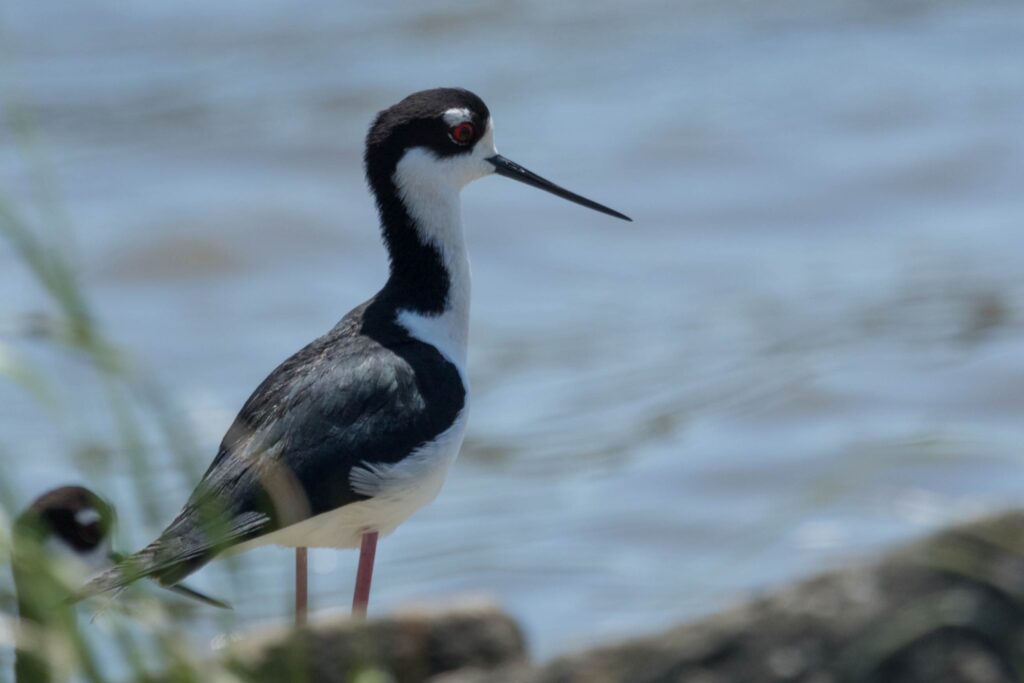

81,313,465,594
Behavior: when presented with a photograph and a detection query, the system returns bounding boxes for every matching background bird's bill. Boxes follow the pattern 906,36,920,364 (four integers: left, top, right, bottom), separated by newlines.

106,552,231,609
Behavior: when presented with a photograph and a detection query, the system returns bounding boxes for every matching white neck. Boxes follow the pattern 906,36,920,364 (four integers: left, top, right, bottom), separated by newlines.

391,149,472,383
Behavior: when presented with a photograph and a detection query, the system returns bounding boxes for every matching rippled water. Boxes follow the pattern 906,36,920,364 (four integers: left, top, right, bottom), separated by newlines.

2,0,1024,661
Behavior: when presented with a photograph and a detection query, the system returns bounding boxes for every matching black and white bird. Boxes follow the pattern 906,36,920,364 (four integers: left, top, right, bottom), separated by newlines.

11,486,115,683
13,487,117,627
11,486,223,683
79,87,630,619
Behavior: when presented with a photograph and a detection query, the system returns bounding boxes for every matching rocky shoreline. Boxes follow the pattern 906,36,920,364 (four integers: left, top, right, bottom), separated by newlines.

214,510,1024,683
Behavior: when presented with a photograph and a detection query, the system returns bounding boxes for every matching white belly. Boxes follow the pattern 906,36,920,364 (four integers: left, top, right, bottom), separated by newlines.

235,408,468,551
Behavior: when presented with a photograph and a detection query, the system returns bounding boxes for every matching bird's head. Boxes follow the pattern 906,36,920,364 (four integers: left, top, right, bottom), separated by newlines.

14,486,115,578
364,87,630,221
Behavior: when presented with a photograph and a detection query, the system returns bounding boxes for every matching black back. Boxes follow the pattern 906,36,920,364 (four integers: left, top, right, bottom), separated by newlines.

147,293,465,583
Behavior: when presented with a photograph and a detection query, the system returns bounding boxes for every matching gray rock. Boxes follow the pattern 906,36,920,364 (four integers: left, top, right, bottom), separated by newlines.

435,511,1024,683
190,512,1024,683
222,599,527,683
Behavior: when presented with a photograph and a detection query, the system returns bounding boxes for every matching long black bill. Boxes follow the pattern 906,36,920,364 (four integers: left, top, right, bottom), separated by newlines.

487,154,631,222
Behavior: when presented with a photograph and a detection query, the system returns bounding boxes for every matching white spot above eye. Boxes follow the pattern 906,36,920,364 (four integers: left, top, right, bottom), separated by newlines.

75,508,102,526
442,108,472,126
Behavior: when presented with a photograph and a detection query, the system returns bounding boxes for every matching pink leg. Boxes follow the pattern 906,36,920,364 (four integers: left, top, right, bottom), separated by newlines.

295,547,308,627
352,531,378,618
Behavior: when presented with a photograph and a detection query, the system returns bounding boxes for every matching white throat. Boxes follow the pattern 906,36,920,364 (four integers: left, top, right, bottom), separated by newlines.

391,149,473,384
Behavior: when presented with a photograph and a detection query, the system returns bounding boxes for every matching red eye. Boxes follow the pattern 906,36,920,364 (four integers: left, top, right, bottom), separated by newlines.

450,122,475,145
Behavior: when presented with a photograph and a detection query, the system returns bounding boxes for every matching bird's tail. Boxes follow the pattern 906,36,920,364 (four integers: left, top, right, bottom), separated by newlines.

75,508,268,606
75,543,174,602
77,547,231,609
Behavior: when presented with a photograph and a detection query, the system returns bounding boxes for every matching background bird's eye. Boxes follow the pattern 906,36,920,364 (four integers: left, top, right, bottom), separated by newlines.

74,521,103,548
449,122,475,145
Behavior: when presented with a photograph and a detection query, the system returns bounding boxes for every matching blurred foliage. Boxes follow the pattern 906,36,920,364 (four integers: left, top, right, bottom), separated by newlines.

0,55,229,683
